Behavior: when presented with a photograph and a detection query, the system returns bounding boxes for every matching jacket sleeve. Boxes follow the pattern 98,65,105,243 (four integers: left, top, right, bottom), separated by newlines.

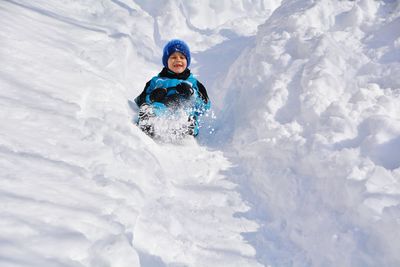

194,81,210,114
197,81,209,104
134,80,151,107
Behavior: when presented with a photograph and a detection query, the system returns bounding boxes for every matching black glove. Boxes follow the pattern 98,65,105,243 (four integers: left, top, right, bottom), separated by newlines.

149,88,167,103
175,82,194,98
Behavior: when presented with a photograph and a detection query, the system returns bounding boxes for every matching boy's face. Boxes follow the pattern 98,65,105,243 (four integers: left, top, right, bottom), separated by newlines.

167,52,187,74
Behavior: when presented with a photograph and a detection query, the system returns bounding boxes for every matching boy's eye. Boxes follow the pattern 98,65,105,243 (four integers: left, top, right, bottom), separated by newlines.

170,54,185,60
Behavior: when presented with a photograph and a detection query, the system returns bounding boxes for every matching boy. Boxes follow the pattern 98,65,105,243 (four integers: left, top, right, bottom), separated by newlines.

135,39,210,137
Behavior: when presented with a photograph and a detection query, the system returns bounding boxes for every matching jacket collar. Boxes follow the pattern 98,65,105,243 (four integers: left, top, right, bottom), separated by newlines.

159,67,191,80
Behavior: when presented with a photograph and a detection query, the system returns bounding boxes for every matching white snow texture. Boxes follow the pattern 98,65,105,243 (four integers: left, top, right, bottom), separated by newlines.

1,0,400,266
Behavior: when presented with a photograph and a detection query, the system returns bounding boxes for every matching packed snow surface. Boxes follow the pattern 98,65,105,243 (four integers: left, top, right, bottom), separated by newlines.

1,0,400,266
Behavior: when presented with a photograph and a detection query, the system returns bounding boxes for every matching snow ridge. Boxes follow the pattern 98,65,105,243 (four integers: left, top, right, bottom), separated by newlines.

216,0,400,266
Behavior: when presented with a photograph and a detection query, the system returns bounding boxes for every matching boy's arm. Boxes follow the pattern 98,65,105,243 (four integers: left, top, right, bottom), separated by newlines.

134,81,151,107
197,81,209,104
194,81,210,114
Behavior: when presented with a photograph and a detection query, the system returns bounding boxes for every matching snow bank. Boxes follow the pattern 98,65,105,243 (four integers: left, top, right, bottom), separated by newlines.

0,0,267,266
134,0,281,51
216,0,400,266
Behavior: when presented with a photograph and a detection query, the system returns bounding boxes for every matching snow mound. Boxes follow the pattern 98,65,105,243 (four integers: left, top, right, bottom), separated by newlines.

216,0,400,266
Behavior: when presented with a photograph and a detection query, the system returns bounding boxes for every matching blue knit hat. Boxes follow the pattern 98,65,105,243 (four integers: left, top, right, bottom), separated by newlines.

162,39,191,68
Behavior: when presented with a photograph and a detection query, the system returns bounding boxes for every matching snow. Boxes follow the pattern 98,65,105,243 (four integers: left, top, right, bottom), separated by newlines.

0,0,399,267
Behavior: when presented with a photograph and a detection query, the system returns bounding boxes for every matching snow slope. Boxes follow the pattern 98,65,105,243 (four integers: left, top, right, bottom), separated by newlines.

215,0,400,266
0,1,267,266
1,0,400,267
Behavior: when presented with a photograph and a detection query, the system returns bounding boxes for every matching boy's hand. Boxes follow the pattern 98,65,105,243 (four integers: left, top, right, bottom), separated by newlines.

150,88,167,103
176,82,194,98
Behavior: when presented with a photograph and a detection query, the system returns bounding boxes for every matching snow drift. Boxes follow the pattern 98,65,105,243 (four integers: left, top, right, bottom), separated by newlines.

1,0,399,267
0,1,265,266
215,0,400,266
